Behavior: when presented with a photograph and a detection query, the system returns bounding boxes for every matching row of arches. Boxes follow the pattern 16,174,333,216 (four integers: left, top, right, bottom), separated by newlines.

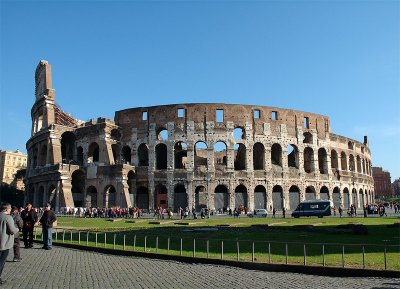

330,150,372,176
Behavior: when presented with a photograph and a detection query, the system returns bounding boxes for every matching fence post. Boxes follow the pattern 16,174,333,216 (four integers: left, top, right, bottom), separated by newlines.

86,231,89,246
113,234,116,249
70,230,73,243
285,243,288,265
104,233,107,248
221,240,224,260
34,227,37,240
144,236,147,252
268,242,271,263
252,242,255,262
207,239,209,258
123,235,126,251
156,236,159,253
303,244,306,265
78,231,81,245
133,235,136,251
55,229,58,241
362,246,365,269
63,230,65,243
167,237,170,254
342,245,345,268
322,244,325,267
180,238,183,256
95,233,98,247
384,247,387,270
237,241,240,261
193,239,195,257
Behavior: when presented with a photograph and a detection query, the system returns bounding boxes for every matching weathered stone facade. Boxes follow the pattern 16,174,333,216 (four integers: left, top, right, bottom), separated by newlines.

25,60,375,212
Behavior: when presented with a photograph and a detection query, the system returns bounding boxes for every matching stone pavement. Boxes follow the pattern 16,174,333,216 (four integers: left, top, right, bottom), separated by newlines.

1,245,399,289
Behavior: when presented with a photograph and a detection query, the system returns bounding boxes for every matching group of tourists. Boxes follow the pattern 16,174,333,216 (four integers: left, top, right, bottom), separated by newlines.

0,202,56,286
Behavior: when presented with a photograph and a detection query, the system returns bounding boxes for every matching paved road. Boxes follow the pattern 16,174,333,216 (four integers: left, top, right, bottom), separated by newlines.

1,245,399,289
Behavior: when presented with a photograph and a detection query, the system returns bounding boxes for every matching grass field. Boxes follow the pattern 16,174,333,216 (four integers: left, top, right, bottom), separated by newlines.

46,216,400,270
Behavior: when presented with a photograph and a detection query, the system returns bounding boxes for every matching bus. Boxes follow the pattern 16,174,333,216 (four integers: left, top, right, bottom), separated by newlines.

291,200,332,218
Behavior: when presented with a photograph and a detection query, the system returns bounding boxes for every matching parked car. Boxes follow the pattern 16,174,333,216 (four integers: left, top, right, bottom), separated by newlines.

247,209,268,218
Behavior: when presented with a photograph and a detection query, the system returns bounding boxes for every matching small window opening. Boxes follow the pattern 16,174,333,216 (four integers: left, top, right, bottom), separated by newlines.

304,117,309,129
142,111,148,121
253,110,260,119
216,109,224,122
272,111,278,121
178,108,185,118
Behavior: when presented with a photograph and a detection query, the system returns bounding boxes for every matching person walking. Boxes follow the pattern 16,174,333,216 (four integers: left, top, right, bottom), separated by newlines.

21,203,38,248
39,203,57,250
0,203,19,286
272,208,276,218
11,206,23,262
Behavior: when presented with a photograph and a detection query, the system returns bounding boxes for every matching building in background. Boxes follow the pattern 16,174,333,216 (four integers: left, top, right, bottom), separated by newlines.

372,167,394,199
392,178,400,197
0,149,27,188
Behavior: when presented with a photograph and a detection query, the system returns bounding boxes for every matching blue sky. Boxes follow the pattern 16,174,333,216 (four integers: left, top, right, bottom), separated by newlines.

1,0,399,178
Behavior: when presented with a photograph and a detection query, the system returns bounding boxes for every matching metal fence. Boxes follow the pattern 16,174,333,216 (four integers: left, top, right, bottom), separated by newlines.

33,228,399,271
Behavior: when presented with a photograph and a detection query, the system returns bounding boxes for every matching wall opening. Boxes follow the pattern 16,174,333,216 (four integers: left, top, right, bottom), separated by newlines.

320,186,329,200
271,143,282,167
253,142,264,170
272,185,283,211
254,185,266,209
155,184,168,209
177,108,185,118
142,111,148,121
356,155,361,173
110,129,121,141
40,145,47,166
121,146,132,164
271,111,278,120
349,154,355,171
136,186,149,209
305,186,316,200
234,143,246,170
112,144,120,164
318,148,328,174
61,131,75,163
86,186,98,208
303,132,313,144
214,185,229,212
289,185,300,210
88,142,99,163
214,141,227,170
71,170,85,207
174,184,188,210
233,127,245,140
235,184,248,209
174,141,188,169
155,143,167,169
195,186,207,211
341,152,347,170
304,117,309,129
331,150,339,169
216,109,224,122
158,129,168,141
138,143,149,166
194,141,208,168
304,147,314,173
287,144,299,168
253,109,260,119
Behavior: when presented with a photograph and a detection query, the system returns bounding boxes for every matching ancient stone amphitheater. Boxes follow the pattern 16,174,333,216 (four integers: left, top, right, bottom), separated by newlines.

26,60,374,212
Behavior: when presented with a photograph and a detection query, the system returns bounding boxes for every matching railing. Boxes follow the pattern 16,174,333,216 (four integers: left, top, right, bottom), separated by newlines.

34,228,399,271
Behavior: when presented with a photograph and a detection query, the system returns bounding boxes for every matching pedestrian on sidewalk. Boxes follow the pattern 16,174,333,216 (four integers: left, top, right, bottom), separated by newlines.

39,203,57,250
11,206,23,262
21,203,38,248
0,203,19,286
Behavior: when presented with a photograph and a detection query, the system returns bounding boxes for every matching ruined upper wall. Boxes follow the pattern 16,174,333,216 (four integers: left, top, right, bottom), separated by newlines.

115,103,331,140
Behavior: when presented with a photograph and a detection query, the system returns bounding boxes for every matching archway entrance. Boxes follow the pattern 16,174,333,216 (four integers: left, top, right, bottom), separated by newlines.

155,184,168,209
254,185,266,209
174,184,188,211
289,186,300,210
272,185,283,210
214,185,229,212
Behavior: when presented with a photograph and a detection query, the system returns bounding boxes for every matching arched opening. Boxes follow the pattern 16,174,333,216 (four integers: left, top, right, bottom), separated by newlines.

341,152,347,171
214,141,227,170
33,147,38,168
40,145,47,166
61,131,75,163
174,184,188,211
271,143,282,167
138,143,149,166
333,187,340,208
348,141,354,150
112,144,120,164
349,154,355,171
343,187,350,209
234,143,246,170
254,185,266,209
195,186,207,211
289,185,300,210
304,147,314,173
318,148,328,174
359,189,364,207
214,185,229,212
88,142,99,163
155,143,167,169
174,141,188,169
352,188,357,207
77,146,84,166
127,171,135,206
194,141,208,168
37,186,45,208
320,186,329,200
272,185,283,210
71,170,85,207
305,186,316,200
331,150,339,169
253,142,264,170
154,184,168,209
233,127,245,140
103,185,116,208
121,146,132,164
287,145,299,168
86,186,98,208
157,128,168,141
356,155,361,173
362,159,366,174
303,132,313,144
48,185,57,209
235,184,248,209
136,186,149,209
110,129,121,141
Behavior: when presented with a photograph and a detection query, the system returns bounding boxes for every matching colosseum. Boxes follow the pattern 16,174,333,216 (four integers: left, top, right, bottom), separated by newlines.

25,60,375,213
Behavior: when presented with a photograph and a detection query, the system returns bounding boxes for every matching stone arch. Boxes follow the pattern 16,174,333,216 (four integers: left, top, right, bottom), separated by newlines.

136,186,149,209
195,186,207,211
254,185,266,209
349,154,355,171
40,144,47,166
37,107,44,132
233,127,245,140
272,185,283,210
110,129,121,141
304,147,314,173
348,141,354,150
121,146,132,164
287,144,299,168
333,187,340,208
112,144,120,164
194,141,208,167
303,132,313,144
61,131,75,163
271,143,282,167
214,184,229,212
351,188,357,207
234,143,246,170
103,185,116,208
214,141,227,167
343,187,350,208
318,148,328,174
174,184,188,211
72,170,85,207
359,188,364,207
174,141,188,169
88,142,99,163
127,170,135,206
86,186,98,208
331,149,339,169
305,186,316,200
137,143,149,166
253,142,264,170
235,184,248,208
356,155,361,173
157,128,168,141
154,184,168,209
320,186,329,200
289,185,300,210
155,143,167,169
341,152,347,171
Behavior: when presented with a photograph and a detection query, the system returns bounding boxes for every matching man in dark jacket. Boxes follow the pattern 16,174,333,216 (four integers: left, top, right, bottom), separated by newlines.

39,203,56,250
21,203,38,248
11,206,23,261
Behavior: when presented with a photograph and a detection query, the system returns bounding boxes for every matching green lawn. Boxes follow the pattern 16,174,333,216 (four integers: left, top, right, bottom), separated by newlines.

45,216,400,271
